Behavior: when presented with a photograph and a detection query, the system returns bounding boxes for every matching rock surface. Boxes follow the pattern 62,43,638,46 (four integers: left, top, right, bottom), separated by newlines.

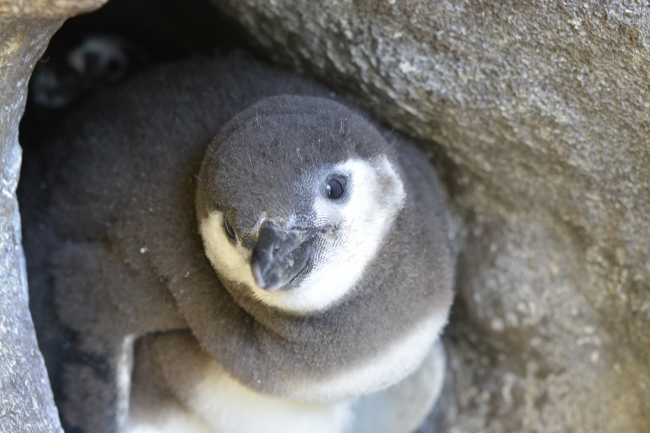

209,1,650,432
0,1,106,431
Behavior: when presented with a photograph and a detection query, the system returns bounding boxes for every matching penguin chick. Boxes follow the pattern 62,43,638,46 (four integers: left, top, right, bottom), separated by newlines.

192,95,454,405
24,52,454,433
127,97,455,433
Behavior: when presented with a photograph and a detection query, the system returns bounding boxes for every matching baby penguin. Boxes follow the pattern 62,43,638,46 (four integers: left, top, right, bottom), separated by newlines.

22,52,454,433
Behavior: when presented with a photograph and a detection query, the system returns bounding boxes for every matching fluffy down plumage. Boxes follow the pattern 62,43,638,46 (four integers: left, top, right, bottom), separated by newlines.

21,51,454,433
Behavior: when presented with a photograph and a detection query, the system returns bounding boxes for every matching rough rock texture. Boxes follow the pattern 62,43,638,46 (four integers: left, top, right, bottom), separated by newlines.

0,1,106,431
209,1,650,432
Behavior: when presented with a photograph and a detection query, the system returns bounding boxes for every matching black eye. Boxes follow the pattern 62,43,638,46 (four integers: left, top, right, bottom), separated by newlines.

224,217,236,240
326,178,345,200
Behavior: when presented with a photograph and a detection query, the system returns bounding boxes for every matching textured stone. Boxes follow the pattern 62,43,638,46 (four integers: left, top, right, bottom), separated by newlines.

0,1,107,431
209,1,650,432
0,0,104,19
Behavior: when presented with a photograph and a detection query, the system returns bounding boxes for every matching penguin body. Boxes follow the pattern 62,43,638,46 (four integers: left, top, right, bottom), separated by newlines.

23,52,454,433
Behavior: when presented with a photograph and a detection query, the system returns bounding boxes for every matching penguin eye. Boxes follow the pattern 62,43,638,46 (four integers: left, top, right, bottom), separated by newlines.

326,178,345,200
224,217,237,240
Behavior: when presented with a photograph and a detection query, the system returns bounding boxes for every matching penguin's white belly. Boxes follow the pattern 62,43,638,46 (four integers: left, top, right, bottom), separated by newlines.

182,363,354,433
126,361,354,433
125,341,445,433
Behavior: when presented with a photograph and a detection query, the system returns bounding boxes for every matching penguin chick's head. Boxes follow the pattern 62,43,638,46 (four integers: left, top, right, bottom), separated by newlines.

196,96,406,314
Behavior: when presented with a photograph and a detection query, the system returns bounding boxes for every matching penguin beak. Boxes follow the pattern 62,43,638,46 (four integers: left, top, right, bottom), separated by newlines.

250,222,315,291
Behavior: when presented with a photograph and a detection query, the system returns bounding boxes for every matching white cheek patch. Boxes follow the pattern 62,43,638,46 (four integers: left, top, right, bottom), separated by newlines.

256,156,404,313
200,156,405,315
200,212,258,290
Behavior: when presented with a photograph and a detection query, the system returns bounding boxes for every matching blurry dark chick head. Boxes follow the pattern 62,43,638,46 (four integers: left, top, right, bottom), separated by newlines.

30,34,148,109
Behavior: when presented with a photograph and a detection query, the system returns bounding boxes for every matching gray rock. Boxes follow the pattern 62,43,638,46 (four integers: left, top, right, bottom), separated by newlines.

209,1,650,432
0,1,107,431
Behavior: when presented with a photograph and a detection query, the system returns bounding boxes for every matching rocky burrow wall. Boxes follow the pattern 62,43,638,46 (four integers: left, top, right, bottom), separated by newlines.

1,0,649,432
0,1,108,431
209,1,650,432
